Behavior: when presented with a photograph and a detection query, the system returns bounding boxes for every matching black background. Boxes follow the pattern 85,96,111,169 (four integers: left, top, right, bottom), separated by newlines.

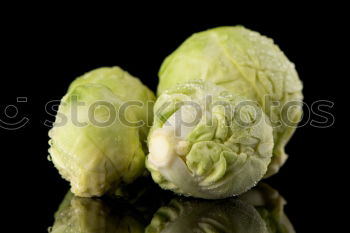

0,8,344,232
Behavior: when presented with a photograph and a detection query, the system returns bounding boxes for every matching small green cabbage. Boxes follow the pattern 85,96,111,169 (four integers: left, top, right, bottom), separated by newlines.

146,81,274,199
158,26,303,176
49,191,144,233
49,67,155,197
240,183,295,233
145,198,268,233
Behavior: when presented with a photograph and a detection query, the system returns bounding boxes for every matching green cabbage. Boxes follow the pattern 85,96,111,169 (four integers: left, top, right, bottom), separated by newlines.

49,67,155,197
158,26,303,176
146,81,274,199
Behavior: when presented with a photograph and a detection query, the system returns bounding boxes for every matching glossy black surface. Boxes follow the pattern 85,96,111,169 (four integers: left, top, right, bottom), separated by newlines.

48,181,294,233
1,9,342,232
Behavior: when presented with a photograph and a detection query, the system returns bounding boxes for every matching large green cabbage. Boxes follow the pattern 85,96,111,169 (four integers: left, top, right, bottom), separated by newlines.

146,81,274,199
49,67,155,197
158,26,303,176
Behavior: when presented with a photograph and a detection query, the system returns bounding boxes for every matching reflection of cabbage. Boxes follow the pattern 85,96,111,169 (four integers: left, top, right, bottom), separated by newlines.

49,67,155,197
49,192,144,233
158,26,303,176
240,183,295,233
145,183,295,233
145,198,268,233
146,81,274,199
